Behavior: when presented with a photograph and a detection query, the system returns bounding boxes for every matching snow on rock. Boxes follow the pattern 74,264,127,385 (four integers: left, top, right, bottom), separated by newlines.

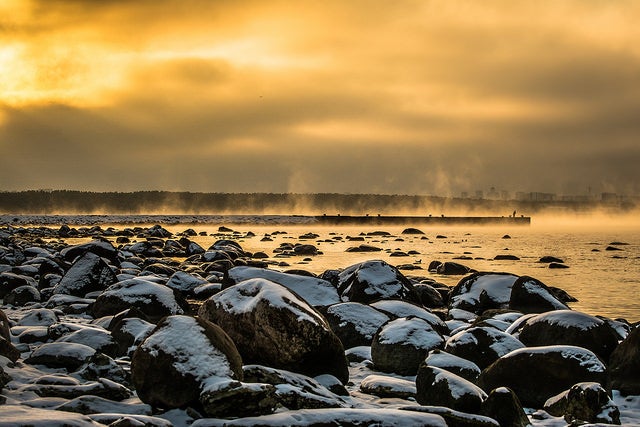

509,276,569,313
165,270,208,296
444,326,525,370
16,308,59,327
424,349,481,383
0,405,104,426
226,266,340,308
449,272,519,314
416,365,487,413
25,342,96,371
199,278,349,383
360,374,417,399
517,310,620,362
91,278,184,321
325,302,390,348
191,408,448,427
370,300,448,335
131,315,243,411
608,325,640,396
372,317,445,376
337,260,420,304
53,252,117,297
478,345,607,408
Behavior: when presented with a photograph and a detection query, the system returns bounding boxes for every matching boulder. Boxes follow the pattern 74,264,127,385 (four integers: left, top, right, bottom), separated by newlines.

25,342,96,371
293,244,318,256
360,374,416,399
336,260,420,304
444,326,525,370
60,240,118,264
370,299,448,335
436,262,473,275
449,272,519,314
4,284,41,305
0,406,104,427
478,345,607,407
508,276,569,313
545,382,620,425
402,228,425,235
608,325,640,395
0,272,37,298
424,350,482,383
55,326,119,358
199,278,349,383
165,270,208,297
131,315,244,410
372,317,445,376
345,244,383,252
91,278,185,322
225,266,340,308
413,283,446,308
516,310,619,362
399,406,500,427
324,302,390,348
416,365,487,413
480,387,529,427
54,252,117,297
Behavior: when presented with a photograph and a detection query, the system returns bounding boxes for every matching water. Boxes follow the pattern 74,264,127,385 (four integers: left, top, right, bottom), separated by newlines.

165,221,640,322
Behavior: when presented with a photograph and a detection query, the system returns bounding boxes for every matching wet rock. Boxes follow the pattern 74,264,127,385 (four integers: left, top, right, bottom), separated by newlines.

548,262,569,269
325,302,390,348
345,244,383,252
131,315,243,410
0,272,37,298
416,365,487,413
436,262,473,275
372,317,445,376
608,325,640,395
4,284,41,305
493,254,520,261
199,380,278,418
199,278,349,383
61,240,118,264
293,244,318,256
480,387,529,427
478,345,607,407
449,272,519,314
516,310,619,362
336,260,420,304
508,276,569,313
444,326,524,370
413,282,446,308
402,228,425,235
539,256,564,264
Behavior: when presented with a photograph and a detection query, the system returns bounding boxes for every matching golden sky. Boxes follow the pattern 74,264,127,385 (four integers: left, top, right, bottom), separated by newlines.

1,0,639,195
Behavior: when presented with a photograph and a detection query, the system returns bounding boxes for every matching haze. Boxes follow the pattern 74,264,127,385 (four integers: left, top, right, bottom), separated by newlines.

1,1,639,196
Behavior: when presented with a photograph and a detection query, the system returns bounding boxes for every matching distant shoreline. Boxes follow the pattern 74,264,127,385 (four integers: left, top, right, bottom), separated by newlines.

0,214,530,226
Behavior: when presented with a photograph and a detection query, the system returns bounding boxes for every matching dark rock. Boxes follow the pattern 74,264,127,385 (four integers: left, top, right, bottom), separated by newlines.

4,284,41,305
325,302,390,348
337,260,420,304
399,406,500,427
91,278,185,322
549,262,569,269
60,240,118,264
402,228,425,235
55,326,119,358
445,326,524,370
370,299,448,335
0,406,105,426
449,272,519,315
76,352,129,385
516,310,620,362
428,260,442,271
345,244,383,252
508,276,569,314
416,365,487,413
608,325,640,395
0,272,37,298
539,256,564,263
25,342,96,370
54,252,117,297
413,283,446,308
606,246,623,251
372,317,445,376
293,244,318,256
424,350,482,383
165,270,207,297
546,382,620,425
493,254,520,261
199,278,349,383
360,374,416,399
478,345,607,407
199,381,278,418
436,262,472,275
480,387,529,427
131,315,243,410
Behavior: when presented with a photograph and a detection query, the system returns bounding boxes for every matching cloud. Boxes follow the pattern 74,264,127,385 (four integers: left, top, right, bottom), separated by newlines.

1,0,639,196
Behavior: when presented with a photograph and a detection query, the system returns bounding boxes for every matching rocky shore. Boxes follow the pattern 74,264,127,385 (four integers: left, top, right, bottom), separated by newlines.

1,223,639,426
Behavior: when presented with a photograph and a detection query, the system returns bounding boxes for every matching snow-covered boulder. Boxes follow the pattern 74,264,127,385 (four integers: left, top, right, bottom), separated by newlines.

199,278,349,383
109,315,155,357
608,325,640,395
444,326,525,370
516,310,620,362
54,252,117,297
478,345,607,407
166,270,208,297
0,405,104,427
360,374,416,399
336,260,420,304
372,317,445,376
226,266,340,308
242,364,348,409
544,382,620,425
60,239,118,264
508,276,569,313
91,278,185,321
449,272,519,314
424,350,482,383
370,300,448,335
480,387,529,427
55,326,118,358
324,302,390,348
416,365,487,413
25,342,96,371
209,239,246,259
131,315,245,410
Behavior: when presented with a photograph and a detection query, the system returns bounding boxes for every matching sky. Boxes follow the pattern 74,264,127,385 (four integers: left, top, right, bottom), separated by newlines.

1,0,639,197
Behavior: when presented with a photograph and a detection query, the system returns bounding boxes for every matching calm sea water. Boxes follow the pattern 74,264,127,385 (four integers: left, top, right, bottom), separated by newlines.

163,220,640,322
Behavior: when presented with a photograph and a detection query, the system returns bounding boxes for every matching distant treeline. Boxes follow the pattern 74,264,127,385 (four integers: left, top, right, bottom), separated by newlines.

0,190,637,215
